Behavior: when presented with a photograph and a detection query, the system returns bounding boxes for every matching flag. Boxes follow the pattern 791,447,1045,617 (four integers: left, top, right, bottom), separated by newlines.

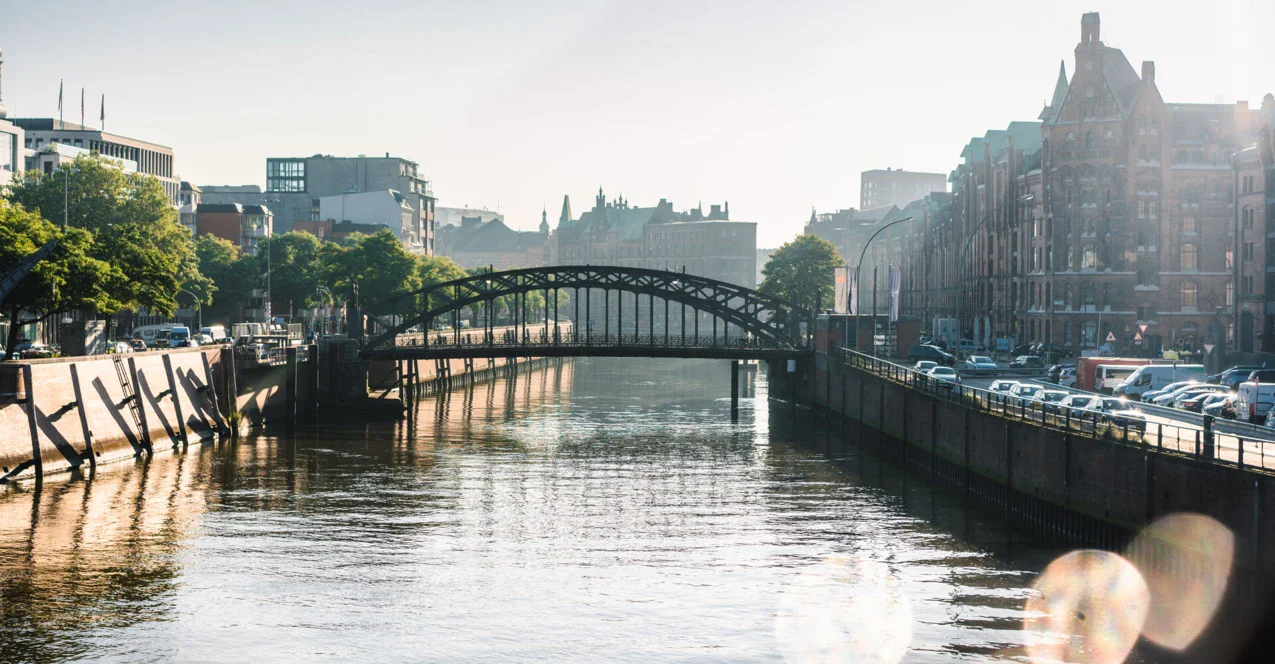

848,268,858,315
833,267,848,314
57,79,63,122
888,266,901,322
80,87,85,126
100,93,104,127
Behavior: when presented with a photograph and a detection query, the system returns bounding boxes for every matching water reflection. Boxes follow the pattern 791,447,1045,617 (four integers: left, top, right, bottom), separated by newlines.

1,358,1100,661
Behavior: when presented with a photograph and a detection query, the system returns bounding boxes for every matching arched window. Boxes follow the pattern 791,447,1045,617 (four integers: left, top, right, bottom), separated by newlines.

1045,282,1052,305
1085,131,1094,148
1139,115,1147,129
1102,283,1111,307
1181,281,1198,308
1150,117,1158,131
1180,243,1198,270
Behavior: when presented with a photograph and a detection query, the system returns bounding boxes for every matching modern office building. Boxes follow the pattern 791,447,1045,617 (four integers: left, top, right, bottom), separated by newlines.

0,48,23,188
203,154,436,255
317,189,417,247
10,118,179,204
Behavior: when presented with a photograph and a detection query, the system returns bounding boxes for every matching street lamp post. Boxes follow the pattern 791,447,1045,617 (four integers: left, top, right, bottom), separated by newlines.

62,165,79,229
178,288,202,332
953,194,1033,358
849,216,914,354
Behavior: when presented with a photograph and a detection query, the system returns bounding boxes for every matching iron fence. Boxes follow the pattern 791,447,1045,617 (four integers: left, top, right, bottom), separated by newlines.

837,346,1275,473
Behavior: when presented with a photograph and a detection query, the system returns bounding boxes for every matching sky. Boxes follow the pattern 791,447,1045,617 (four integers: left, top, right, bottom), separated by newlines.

2,0,1273,247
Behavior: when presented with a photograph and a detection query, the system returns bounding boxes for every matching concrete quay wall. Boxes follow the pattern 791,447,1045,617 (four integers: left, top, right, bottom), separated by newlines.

0,348,225,482
801,355,1275,572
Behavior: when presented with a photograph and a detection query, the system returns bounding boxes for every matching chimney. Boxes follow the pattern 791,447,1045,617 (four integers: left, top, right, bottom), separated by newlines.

1237,100,1249,112
1141,61,1155,86
385,151,389,158
710,204,722,218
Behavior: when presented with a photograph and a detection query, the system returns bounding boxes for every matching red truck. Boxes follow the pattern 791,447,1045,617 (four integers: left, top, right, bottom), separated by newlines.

1075,357,1157,393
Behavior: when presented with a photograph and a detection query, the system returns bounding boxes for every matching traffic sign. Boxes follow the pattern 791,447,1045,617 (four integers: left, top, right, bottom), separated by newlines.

1105,331,1117,342
1203,343,1215,354
1138,323,1149,334
1177,337,1187,348
1134,332,1143,341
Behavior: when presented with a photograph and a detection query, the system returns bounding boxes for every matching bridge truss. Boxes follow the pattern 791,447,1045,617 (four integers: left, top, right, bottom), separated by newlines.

359,265,813,360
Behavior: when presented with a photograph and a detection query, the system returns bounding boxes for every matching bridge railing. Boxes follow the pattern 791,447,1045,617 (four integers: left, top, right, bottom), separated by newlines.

383,329,804,352
835,346,1275,473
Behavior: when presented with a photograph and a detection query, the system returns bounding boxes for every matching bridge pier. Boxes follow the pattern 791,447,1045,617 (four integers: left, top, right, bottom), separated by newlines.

730,360,739,419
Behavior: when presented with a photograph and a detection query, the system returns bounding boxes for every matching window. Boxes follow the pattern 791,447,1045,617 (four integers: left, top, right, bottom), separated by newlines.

1181,281,1198,308
1081,283,1095,306
1082,245,1097,269
266,159,307,192
1065,321,1074,344
1081,321,1097,346
1243,275,1254,295
1180,243,1198,270
1085,131,1094,148
1242,207,1254,230
1244,242,1254,261
1183,216,1197,234
1102,283,1111,307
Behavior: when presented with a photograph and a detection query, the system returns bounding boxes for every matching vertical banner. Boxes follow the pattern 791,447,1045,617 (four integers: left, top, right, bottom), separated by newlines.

833,267,848,314
848,268,858,315
888,266,901,322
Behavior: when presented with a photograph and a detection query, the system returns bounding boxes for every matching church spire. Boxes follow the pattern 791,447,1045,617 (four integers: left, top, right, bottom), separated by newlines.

540,203,550,234
559,194,572,226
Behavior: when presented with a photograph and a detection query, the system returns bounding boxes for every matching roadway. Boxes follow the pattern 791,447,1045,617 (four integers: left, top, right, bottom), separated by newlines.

912,365,1275,471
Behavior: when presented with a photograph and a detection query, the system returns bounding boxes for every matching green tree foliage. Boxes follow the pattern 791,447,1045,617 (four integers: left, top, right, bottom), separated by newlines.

195,235,259,326
319,230,422,316
0,200,117,354
259,231,323,314
758,234,845,312
5,154,204,321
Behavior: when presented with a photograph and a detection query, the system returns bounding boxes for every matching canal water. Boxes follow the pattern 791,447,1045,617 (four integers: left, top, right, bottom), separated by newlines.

0,358,1072,662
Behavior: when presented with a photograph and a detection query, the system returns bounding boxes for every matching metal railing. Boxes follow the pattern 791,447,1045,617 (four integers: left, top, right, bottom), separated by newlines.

838,347,1275,473
386,329,806,352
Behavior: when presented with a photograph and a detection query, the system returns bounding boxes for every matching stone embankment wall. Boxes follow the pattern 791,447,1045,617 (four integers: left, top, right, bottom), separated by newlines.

0,347,225,482
793,353,1275,573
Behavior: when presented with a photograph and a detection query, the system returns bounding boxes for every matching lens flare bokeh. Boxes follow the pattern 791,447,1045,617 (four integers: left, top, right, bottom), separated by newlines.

1023,549,1150,664
1123,512,1234,651
775,555,912,664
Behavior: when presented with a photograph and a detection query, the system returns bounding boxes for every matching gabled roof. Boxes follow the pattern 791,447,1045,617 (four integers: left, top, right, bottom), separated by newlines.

1100,47,1142,118
445,219,546,254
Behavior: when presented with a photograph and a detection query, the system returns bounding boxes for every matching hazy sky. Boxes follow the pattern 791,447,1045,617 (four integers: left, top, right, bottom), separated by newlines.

2,0,1272,247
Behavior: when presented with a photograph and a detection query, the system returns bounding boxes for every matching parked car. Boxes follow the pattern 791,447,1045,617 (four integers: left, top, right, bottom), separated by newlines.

216,336,236,346
914,360,938,374
1084,397,1148,433
1031,343,1068,358
1057,366,1077,388
1207,365,1265,391
1171,385,1227,409
1187,392,1230,414
1150,384,1208,407
1059,394,1098,417
1006,383,1043,403
962,355,997,370
1141,380,1199,404
1011,355,1045,369
907,344,955,366
927,366,959,390
1011,343,1035,357
1202,394,1236,419
130,338,148,351
1032,389,1071,412
20,343,58,359
109,340,134,354
988,380,1019,395
955,339,984,353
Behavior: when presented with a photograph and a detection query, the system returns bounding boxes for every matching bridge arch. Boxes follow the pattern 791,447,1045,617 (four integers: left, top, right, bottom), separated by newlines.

361,265,811,354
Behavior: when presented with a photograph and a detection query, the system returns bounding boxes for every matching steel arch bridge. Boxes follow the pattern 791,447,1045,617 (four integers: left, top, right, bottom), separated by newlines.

358,265,814,361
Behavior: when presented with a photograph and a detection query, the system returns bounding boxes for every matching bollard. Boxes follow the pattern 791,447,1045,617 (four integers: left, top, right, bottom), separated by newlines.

1238,438,1245,468
1202,415,1215,459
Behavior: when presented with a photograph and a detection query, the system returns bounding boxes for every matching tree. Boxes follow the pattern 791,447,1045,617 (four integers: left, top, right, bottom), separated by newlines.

259,231,323,316
319,230,422,316
195,235,259,325
758,234,845,312
0,200,117,354
5,154,205,332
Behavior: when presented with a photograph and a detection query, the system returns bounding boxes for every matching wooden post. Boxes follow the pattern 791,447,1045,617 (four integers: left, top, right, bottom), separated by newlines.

128,356,152,452
730,360,739,419
219,347,239,419
163,354,188,447
285,346,298,428
202,352,228,436
22,364,43,483
308,344,320,419
69,363,96,471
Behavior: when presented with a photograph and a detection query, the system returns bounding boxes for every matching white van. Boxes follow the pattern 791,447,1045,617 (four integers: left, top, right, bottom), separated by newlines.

132,323,180,346
1114,364,1206,400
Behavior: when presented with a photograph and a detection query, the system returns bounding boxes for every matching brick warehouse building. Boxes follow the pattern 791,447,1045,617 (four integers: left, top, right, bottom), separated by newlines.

885,12,1274,355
